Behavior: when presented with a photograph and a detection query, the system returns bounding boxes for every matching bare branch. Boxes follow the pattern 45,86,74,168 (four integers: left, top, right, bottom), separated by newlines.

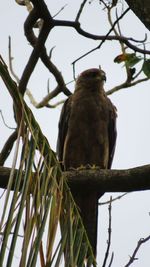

45,99,65,109
52,19,149,55
0,110,15,130
8,35,69,108
20,3,71,98
106,5,145,97
108,252,114,267
8,36,20,83
66,165,150,193
26,87,65,108
29,87,66,109
72,7,131,65
102,197,113,267
52,4,68,18
124,234,150,267
18,7,52,96
0,131,18,166
0,164,150,193
75,0,88,22
39,52,71,97
108,6,131,80
99,192,130,205
53,18,146,42
106,77,149,95
16,1,149,104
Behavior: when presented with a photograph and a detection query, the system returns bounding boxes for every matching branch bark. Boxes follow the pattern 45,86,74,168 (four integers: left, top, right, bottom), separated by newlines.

66,165,150,192
0,164,150,193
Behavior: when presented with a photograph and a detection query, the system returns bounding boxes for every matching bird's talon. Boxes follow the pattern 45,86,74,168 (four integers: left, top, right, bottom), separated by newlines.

76,165,87,170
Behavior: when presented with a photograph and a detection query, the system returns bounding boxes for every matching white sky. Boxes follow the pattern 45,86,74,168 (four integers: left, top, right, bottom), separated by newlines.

0,1,150,266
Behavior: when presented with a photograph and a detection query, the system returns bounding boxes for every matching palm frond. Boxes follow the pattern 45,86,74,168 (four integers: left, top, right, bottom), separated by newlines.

0,56,96,267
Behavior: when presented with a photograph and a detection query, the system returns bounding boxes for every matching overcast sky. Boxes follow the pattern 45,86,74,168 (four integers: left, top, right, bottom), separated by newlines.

0,1,150,266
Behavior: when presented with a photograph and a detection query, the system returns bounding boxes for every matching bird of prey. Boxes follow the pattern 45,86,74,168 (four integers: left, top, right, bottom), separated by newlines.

57,68,117,256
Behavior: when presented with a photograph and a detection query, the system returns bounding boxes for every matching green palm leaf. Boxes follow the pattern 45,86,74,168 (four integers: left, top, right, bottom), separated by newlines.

0,56,96,267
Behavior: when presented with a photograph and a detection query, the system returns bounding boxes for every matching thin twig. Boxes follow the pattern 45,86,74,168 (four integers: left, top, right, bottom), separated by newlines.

72,63,76,81
99,192,130,205
115,8,133,81
0,110,16,130
108,6,129,77
8,35,69,108
102,197,113,267
34,87,65,108
107,77,149,95
72,7,130,66
75,0,88,22
8,37,19,83
52,4,68,18
108,252,114,267
46,99,65,108
124,234,150,267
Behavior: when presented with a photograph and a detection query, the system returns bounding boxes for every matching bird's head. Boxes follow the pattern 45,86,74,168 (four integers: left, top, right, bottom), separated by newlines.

75,68,106,92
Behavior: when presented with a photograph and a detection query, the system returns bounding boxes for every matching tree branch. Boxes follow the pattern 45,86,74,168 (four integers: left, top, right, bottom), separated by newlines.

19,7,52,96
75,0,88,22
0,164,150,193
53,19,150,56
106,77,149,95
66,165,150,192
0,131,17,166
8,35,70,108
102,197,113,267
16,0,150,103
124,234,150,267
20,3,71,98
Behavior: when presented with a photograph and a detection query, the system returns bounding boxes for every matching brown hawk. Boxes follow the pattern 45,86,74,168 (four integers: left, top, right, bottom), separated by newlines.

57,68,117,256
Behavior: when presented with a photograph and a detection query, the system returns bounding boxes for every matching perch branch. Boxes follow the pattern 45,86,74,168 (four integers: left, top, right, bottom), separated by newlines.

66,165,150,193
0,164,150,193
